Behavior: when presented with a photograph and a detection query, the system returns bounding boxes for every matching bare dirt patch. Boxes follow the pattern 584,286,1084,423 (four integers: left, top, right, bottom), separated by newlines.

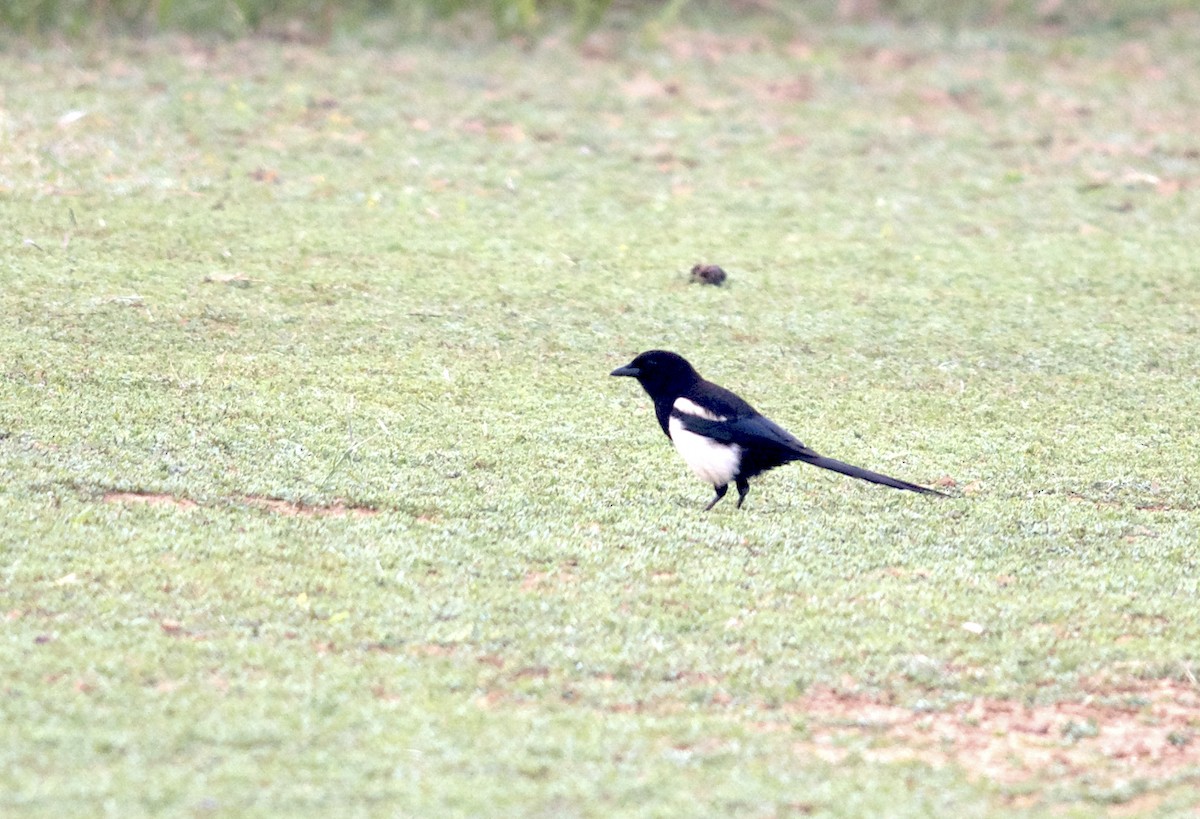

243,495,378,518
786,678,1200,787
520,562,579,592
474,671,1200,797
101,489,377,517
103,490,199,510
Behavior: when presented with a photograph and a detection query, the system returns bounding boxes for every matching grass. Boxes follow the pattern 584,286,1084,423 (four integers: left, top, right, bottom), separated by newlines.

3,11,1200,816
5,0,1200,37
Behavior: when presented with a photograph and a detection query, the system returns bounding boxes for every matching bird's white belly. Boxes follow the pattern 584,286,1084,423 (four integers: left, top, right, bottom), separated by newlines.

668,416,742,487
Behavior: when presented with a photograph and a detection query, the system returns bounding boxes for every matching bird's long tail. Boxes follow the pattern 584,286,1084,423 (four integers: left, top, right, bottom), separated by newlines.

799,454,947,496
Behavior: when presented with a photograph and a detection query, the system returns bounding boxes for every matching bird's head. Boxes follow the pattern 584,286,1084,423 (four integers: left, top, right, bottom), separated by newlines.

610,350,700,399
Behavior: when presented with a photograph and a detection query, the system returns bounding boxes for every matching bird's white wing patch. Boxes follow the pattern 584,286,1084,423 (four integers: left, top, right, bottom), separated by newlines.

673,396,724,421
668,413,741,487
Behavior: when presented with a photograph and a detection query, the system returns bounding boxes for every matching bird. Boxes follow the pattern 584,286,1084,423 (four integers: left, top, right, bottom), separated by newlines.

610,350,946,510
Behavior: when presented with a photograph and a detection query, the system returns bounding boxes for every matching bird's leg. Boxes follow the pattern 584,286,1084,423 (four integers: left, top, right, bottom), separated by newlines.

735,478,750,509
703,484,729,512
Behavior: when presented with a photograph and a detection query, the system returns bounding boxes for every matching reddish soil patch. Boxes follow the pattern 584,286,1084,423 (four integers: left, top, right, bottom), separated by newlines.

474,672,1200,795
243,495,377,518
520,563,579,592
102,489,376,517
785,678,1200,786
103,491,198,510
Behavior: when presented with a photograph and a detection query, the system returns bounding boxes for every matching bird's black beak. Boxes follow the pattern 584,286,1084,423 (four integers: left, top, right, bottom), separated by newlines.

610,364,640,378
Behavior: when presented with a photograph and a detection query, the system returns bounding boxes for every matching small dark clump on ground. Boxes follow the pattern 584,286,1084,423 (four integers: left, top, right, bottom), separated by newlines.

690,264,727,286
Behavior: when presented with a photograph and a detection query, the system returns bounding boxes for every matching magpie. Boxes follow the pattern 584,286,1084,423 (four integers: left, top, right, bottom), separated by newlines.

610,350,946,510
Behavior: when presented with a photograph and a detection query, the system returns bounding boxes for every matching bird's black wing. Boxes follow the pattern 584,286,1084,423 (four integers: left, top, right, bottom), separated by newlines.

677,413,944,495
675,412,817,456
683,379,761,419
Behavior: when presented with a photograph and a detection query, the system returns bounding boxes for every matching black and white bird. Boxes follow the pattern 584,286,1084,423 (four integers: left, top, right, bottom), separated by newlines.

610,350,945,510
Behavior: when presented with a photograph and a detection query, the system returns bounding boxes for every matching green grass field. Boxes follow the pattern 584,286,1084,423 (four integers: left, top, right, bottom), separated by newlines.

3,11,1200,816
